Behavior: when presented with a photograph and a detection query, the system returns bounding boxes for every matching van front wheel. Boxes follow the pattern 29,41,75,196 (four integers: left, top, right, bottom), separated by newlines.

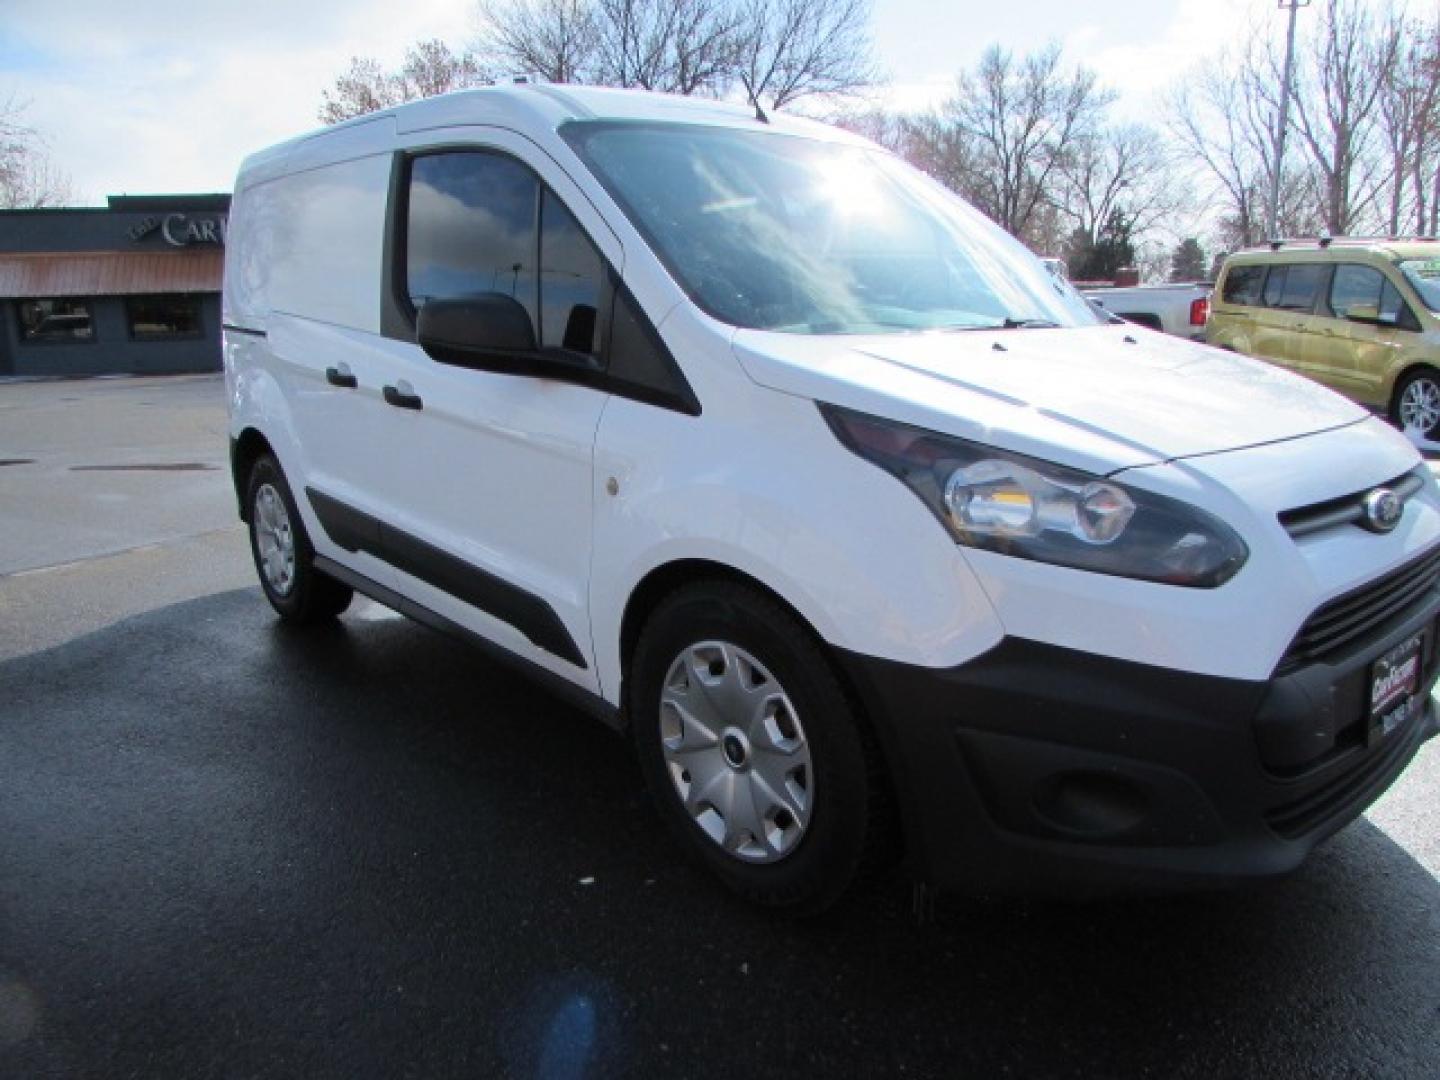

629,581,885,913
1393,368,1440,441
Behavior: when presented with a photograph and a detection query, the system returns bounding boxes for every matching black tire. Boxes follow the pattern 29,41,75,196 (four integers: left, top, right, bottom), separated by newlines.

245,453,353,623
629,580,889,913
1391,367,1440,440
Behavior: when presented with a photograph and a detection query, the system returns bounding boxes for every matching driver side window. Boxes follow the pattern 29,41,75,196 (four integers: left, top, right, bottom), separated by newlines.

1327,264,1382,319
405,151,608,361
407,152,539,328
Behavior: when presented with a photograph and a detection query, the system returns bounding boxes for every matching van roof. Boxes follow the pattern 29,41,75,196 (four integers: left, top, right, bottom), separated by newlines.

237,83,871,185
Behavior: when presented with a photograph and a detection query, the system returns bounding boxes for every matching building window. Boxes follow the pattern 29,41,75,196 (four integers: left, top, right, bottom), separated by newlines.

126,295,202,340
16,299,95,343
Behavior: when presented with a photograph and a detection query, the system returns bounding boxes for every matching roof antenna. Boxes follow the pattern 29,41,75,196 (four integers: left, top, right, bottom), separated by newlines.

738,73,769,124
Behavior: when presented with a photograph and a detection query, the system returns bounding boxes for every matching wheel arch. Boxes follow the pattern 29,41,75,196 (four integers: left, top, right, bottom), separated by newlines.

617,557,909,861
1387,361,1440,420
620,560,806,688
230,427,275,523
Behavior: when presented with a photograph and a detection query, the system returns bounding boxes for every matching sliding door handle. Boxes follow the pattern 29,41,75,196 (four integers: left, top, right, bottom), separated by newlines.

325,366,358,388
383,385,423,410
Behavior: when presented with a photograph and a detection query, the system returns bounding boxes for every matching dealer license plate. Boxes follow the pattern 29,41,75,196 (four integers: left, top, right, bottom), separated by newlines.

1369,633,1424,742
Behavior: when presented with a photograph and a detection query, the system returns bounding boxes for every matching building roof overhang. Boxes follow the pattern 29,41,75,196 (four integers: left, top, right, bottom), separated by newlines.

0,251,223,299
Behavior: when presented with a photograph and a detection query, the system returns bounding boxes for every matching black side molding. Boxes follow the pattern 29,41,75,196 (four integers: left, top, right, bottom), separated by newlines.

222,323,267,338
306,488,587,669
314,556,619,730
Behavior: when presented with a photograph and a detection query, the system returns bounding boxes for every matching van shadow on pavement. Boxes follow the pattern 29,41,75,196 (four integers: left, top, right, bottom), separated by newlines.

1,590,1437,1079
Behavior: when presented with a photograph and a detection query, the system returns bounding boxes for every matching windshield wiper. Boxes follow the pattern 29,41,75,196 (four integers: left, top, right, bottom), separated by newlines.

950,317,1062,331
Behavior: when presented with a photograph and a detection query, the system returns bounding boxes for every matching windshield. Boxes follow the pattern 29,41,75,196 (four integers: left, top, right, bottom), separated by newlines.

563,121,1104,335
1398,259,1440,313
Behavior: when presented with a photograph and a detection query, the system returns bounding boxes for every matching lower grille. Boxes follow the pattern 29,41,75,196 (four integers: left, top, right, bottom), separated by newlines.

1265,714,1421,839
1278,545,1440,673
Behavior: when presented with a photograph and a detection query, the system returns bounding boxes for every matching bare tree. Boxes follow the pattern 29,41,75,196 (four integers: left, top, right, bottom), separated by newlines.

936,44,1111,243
734,0,876,110
327,0,878,118
320,40,493,123
1289,0,1401,234
0,97,74,208
475,0,599,83
1378,14,1440,235
589,0,741,95
829,107,906,153
1055,122,1182,249
320,57,406,124
1165,39,1315,248
404,40,492,98
894,111,977,196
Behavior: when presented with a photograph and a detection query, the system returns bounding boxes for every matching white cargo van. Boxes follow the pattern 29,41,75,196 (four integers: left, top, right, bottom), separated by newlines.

224,85,1440,910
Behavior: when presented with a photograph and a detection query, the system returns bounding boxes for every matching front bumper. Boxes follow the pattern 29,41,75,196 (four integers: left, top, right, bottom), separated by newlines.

837,587,1440,897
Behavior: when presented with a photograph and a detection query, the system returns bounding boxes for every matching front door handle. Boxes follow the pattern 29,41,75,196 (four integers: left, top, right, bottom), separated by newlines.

326,366,358,389
383,385,423,410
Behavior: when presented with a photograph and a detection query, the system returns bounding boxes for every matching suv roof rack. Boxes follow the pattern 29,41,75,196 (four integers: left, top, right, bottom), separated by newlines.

1246,235,1439,253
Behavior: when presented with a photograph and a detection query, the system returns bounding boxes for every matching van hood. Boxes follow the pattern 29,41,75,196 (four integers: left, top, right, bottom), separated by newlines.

732,323,1370,474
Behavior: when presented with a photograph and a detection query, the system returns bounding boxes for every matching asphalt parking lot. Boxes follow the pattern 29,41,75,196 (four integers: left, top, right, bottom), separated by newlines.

2,375,1439,1078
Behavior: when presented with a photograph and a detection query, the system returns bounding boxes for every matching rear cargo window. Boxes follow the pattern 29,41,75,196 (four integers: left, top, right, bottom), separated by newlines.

1221,265,1265,306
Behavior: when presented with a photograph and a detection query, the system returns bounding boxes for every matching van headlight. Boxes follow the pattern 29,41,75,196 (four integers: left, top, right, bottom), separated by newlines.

821,404,1248,588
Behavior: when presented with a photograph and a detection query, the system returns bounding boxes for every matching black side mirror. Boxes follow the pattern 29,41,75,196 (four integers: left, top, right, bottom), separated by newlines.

417,293,538,371
416,292,605,387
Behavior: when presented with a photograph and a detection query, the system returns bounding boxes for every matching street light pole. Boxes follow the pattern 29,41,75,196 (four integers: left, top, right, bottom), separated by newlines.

1267,0,1311,241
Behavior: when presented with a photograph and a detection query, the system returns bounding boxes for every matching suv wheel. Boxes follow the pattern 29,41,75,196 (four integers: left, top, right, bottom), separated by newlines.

246,453,353,623
629,580,888,912
1394,368,1440,440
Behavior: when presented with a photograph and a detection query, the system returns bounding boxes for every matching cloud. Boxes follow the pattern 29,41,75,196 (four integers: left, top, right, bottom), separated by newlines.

0,0,476,202
1071,0,1270,119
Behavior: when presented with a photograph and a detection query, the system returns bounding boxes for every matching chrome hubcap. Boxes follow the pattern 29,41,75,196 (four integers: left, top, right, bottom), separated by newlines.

1399,378,1440,435
253,483,297,596
658,641,813,863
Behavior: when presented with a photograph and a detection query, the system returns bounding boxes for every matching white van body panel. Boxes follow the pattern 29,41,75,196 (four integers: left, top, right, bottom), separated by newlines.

224,142,392,333
586,303,1008,702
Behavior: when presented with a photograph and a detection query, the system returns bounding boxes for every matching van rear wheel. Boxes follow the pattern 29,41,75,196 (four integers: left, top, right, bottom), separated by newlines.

629,580,886,913
245,454,352,623
1394,368,1440,441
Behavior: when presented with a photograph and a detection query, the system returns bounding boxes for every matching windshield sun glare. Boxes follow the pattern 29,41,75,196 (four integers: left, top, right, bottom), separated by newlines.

562,120,1104,337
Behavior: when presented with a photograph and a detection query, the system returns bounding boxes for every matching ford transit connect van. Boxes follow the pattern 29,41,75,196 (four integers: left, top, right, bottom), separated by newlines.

224,85,1440,910
1209,239,1440,439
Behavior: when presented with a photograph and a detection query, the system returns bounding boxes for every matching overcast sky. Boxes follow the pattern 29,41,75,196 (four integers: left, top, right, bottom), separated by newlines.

3,0,1267,204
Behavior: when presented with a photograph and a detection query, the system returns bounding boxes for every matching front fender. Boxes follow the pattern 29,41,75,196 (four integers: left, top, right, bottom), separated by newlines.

588,388,1005,707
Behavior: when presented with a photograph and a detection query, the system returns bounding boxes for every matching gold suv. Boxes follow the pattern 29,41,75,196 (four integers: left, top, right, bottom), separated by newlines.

1208,239,1440,438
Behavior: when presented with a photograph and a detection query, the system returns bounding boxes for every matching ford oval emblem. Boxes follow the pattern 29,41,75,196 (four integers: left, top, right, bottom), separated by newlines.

1362,488,1403,533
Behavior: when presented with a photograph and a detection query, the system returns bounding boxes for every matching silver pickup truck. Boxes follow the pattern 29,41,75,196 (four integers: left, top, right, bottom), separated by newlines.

1079,282,1213,341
